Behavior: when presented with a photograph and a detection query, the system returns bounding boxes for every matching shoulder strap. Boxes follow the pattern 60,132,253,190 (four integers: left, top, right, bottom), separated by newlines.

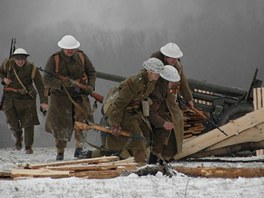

54,54,60,73
54,52,84,73
77,51,85,68
31,64,37,79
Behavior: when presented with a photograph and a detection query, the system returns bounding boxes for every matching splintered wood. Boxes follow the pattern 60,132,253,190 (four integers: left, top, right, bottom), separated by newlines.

5,156,138,180
183,109,206,139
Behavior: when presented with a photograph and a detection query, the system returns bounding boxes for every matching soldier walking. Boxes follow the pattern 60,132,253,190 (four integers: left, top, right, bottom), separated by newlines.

43,35,96,160
0,48,48,154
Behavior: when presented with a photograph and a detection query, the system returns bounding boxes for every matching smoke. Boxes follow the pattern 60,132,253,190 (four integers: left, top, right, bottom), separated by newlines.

0,0,263,147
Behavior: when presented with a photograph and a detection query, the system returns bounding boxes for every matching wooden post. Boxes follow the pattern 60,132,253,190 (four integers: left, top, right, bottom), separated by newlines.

254,87,264,156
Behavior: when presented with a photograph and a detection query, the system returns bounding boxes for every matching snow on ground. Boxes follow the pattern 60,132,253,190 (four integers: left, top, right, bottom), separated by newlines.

1,147,264,198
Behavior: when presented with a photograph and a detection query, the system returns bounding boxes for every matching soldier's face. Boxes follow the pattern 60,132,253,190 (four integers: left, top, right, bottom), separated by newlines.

165,56,178,65
14,58,26,67
63,49,76,57
147,71,160,81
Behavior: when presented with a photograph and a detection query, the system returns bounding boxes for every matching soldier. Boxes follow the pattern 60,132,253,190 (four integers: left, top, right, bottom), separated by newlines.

0,48,48,154
150,43,194,161
43,35,96,160
104,58,164,166
148,65,182,163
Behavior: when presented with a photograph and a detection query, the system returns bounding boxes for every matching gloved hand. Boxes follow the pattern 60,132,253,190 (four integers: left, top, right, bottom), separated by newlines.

111,122,121,136
84,85,94,95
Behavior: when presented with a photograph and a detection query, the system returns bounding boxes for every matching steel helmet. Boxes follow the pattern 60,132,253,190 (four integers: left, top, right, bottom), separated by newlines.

12,48,29,56
57,35,80,49
143,58,164,74
160,43,183,58
160,65,181,82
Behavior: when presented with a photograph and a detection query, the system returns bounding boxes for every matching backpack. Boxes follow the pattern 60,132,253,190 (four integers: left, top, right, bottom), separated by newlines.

102,86,119,116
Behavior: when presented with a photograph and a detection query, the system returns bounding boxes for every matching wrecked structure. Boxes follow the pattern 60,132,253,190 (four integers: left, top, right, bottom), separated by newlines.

96,69,264,158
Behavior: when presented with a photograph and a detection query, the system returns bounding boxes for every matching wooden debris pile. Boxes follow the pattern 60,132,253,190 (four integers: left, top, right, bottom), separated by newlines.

1,156,138,180
182,109,206,139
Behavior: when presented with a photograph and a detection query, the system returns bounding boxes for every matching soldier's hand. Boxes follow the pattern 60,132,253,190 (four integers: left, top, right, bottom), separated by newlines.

3,78,12,85
111,122,121,136
163,121,174,130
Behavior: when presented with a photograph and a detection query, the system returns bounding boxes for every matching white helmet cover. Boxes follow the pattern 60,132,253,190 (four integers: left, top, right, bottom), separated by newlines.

58,35,80,49
160,43,183,58
160,65,181,82
12,48,29,56
143,58,164,74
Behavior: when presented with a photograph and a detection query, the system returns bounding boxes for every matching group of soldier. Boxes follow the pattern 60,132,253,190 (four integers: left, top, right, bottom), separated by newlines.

0,34,193,166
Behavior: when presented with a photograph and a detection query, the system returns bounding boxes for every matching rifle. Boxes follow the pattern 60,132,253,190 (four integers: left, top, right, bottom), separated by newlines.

74,121,145,141
0,38,16,111
178,94,228,136
37,67,104,103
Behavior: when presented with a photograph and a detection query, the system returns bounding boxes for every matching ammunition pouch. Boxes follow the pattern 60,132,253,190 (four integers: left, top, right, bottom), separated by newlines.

142,100,149,117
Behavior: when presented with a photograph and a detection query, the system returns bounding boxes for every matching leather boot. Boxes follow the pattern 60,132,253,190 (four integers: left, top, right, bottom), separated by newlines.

25,146,33,154
15,137,23,150
74,147,83,158
56,153,64,161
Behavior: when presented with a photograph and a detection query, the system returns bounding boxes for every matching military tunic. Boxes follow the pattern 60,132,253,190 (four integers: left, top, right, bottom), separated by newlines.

151,51,193,158
148,78,184,161
105,69,155,163
43,50,95,144
0,59,47,146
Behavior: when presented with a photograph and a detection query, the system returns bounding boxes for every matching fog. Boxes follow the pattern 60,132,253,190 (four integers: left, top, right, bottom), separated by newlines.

0,0,263,148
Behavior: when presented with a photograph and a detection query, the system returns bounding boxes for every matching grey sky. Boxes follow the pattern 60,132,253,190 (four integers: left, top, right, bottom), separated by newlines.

0,0,264,147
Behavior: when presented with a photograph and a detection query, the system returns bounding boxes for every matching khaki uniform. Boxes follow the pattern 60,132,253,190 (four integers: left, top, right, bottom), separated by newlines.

0,59,47,148
150,51,193,159
105,69,155,163
148,78,183,161
43,50,95,153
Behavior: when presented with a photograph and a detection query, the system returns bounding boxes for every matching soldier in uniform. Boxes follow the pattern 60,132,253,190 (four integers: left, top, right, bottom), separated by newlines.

149,43,194,162
104,58,164,166
148,65,182,163
0,48,48,154
43,35,96,160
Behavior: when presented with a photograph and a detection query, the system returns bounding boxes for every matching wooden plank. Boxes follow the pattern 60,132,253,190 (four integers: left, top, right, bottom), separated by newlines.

174,166,264,178
26,156,119,169
205,122,264,150
46,164,117,171
257,88,262,109
256,149,264,156
0,170,11,178
11,168,70,179
73,170,121,179
253,88,257,110
174,107,264,160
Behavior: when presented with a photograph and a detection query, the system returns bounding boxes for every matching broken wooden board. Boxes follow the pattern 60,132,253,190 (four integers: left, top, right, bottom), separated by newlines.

11,168,70,179
26,156,119,169
205,122,264,151
175,107,264,160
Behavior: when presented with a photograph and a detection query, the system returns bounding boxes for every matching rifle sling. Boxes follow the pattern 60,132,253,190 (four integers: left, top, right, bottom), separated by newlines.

62,83,89,119
12,67,35,98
